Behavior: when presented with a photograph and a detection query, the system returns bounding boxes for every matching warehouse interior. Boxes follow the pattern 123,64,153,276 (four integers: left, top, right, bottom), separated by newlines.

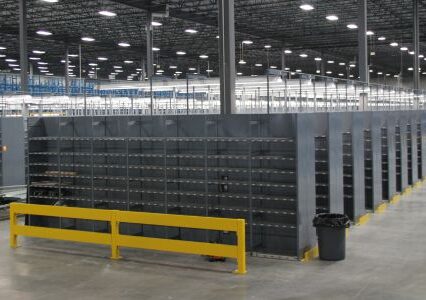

1,0,426,299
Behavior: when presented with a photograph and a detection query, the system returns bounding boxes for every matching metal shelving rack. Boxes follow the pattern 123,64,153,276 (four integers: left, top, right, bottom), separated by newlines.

315,135,328,214
27,114,317,259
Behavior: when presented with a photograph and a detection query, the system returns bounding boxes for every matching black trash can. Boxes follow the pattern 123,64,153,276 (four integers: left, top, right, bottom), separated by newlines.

313,213,350,261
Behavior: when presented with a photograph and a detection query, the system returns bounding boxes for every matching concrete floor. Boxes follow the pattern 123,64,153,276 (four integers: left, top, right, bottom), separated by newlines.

1,186,426,300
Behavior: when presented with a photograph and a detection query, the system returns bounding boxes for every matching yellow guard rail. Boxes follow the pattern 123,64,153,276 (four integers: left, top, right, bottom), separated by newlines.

9,203,246,274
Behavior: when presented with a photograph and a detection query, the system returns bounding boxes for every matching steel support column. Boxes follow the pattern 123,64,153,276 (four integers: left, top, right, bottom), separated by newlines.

358,0,369,83
414,0,420,90
218,0,236,114
19,0,28,93
146,12,154,79
281,48,286,72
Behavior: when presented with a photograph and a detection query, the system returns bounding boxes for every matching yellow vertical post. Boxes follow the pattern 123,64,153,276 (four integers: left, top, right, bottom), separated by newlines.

110,211,121,260
234,219,247,275
9,204,18,248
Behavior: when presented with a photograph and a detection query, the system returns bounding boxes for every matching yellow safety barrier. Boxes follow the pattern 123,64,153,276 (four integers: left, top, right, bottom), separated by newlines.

9,203,247,275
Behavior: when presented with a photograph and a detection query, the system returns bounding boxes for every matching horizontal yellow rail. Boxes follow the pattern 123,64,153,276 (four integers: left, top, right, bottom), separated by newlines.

10,203,246,274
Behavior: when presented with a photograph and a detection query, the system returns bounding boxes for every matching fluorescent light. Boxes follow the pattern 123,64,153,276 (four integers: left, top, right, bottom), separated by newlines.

118,42,130,47
5,59,17,62
377,72,383,75
81,37,95,42
36,30,52,36
185,29,198,34
419,55,424,58
113,66,122,69
300,4,314,11
46,73,54,76
37,66,48,69
199,54,209,59
29,57,40,61
400,47,408,51
350,63,356,68
339,62,346,66
409,51,415,55
347,23,358,29
169,65,177,69
394,75,399,78
98,10,116,17
13,68,21,71
264,45,272,49
0,54,6,58
299,53,308,58
175,71,183,74
314,57,322,61
338,73,344,76
369,69,373,73
37,62,48,65
152,47,160,51
0,46,6,50
176,51,186,55
390,42,398,47
326,15,339,21
386,74,391,76
238,60,247,65
316,70,320,74
270,66,277,69
188,67,196,71
68,54,78,58
378,36,386,41
41,0,58,2
296,69,302,72
152,21,162,26
40,70,49,73
97,57,108,61
326,71,332,74
284,49,292,54
88,63,98,66
408,67,414,71
8,64,19,67
366,30,374,36
327,60,334,64
32,50,45,54
255,63,263,67
242,40,253,45
237,72,243,76
206,69,213,73
124,60,133,64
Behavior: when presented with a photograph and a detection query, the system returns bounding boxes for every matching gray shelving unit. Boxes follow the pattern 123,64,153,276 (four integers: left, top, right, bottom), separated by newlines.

27,114,317,259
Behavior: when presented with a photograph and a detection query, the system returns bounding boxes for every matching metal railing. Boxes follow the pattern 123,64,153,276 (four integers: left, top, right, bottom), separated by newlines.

1,71,425,116
9,203,247,274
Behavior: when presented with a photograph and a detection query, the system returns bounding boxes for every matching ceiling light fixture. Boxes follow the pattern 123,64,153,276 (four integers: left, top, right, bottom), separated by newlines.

390,42,398,47
264,45,272,49
176,51,186,55
284,49,292,54
326,15,339,21
32,50,45,54
255,63,263,67
124,60,133,64
29,57,41,61
238,60,247,65
366,30,374,36
378,36,386,41
152,21,162,26
300,4,314,11
299,53,308,58
5,59,17,62
118,42,130,47
185,29,198,34
242,40,253,45
81,37,95,42
97,57,108,61
400,47,408,51
199,54,209,59
36,30,52,36
98,10,116,17
314,57,322,61
152,47,160,51
347,23,358,29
